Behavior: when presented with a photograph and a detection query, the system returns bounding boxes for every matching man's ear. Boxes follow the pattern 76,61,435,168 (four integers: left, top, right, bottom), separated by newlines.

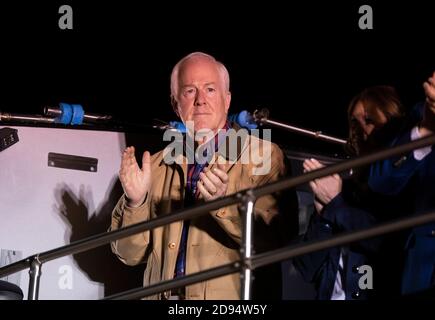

225,92,231,113
171,96,180,118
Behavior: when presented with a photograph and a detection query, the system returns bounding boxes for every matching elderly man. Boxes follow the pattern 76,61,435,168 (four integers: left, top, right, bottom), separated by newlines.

110,52,298,300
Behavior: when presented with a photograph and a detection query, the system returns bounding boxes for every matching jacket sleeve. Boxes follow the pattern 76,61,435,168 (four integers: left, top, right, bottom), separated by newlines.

294,192,382,285
321,194,381,253
292,212,337,284
110,193,152,266
369,130,426,196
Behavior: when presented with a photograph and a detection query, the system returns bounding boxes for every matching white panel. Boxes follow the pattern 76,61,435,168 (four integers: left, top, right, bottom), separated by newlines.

0,126,128,299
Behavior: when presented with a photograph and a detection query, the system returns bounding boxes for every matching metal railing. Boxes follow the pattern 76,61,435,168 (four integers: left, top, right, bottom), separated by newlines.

1,133,435,300
104,209,435,300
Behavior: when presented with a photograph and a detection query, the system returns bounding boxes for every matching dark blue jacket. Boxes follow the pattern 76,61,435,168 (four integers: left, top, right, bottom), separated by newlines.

369,129,435,295
294,194,380,300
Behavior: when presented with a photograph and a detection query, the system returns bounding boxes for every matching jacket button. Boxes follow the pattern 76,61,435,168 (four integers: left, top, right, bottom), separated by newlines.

351,291,361,299
393,156,407,168
352,265,360,273
168,242,176,249
431,230,435,237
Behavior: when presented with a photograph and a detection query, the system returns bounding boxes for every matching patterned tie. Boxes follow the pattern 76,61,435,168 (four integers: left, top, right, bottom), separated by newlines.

174,121,230,279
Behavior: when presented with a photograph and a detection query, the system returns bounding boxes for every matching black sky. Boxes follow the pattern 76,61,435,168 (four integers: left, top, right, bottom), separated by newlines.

1,1,433,155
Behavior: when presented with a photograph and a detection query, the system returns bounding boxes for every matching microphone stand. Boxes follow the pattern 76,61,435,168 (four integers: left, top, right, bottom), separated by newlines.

0,112,55,124
1,108,347,145
0,111,158,133
253,109,347,145
44,107,112,123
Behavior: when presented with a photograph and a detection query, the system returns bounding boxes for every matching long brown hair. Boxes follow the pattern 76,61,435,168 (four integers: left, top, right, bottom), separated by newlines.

346,85,404,156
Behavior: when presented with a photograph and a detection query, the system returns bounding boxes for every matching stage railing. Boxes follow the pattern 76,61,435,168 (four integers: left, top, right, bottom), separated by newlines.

104,209,435,300
1,133,435,300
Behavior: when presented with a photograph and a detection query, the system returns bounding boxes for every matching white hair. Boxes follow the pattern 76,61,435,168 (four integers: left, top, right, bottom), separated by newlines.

170,52,230,98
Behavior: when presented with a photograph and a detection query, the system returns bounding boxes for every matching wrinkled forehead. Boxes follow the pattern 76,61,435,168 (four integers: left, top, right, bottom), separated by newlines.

178,57,222,86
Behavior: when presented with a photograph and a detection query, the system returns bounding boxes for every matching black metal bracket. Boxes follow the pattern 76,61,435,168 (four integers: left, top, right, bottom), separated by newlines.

0,127,19,152
48,152,98,172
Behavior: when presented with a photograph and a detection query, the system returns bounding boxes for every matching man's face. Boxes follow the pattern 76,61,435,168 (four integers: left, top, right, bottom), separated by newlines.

173,57,231,134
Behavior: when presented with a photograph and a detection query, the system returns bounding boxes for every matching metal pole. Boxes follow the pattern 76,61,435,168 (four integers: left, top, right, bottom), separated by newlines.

105,262,241,300
2,133,435,279
0,112,55,124
262,119,347,145
28,256,42,300
250,210,435,270
252,108,347,145
240,190,256,300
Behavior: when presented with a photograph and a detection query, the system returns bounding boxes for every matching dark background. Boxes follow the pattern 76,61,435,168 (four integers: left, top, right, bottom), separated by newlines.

1,1,434,154
0,0,434,302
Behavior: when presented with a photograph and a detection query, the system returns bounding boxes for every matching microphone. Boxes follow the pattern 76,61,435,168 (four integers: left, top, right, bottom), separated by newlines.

44,103,112,125
169,110,260,133
227,110,258,129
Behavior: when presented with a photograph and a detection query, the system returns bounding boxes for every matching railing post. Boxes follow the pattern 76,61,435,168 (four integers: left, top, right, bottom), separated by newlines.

28,255,42,300
239,190,256,300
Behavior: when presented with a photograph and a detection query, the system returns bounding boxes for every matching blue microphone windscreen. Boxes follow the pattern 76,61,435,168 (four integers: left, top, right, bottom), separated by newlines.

237,110,257,129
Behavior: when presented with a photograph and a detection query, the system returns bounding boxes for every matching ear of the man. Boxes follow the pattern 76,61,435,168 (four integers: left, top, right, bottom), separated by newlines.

225,92,231,113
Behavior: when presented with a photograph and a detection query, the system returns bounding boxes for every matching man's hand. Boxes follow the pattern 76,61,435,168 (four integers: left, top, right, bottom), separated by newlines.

197,163,228,201
420,71,435,136
119,146,151,208
303,158,342,213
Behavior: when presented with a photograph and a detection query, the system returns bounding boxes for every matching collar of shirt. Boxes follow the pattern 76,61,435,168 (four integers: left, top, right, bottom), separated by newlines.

186,121,231,198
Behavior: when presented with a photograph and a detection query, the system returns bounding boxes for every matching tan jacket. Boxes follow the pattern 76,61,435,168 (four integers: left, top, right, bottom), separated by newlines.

111,130,297,299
